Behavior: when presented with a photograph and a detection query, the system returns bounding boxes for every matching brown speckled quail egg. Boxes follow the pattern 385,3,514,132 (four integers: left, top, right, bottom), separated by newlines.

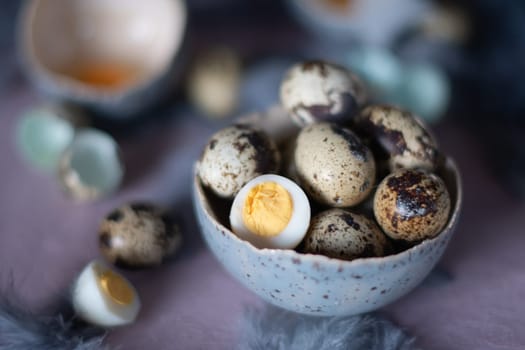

99,202,182,268
302,209,387,261
198,125,280,198
355,105,440,172
374,168,451,242
280,60,367,127
294,122,375,207
72,260,140,327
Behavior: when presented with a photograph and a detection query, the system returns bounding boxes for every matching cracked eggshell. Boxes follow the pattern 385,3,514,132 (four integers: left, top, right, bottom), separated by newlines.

302,209,388,261
198,125,280,198
280,61,367,127
374,168,451,241
355,105,440,171
294,122,375,207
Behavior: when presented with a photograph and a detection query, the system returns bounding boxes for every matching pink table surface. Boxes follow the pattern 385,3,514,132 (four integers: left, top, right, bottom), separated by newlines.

1,78,525,350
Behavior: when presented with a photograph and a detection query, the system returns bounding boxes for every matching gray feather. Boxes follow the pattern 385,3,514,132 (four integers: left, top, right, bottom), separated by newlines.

0,291,109,350
237,305,419,350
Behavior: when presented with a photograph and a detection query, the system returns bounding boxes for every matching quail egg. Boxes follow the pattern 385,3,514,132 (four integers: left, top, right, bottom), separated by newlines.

294,122,375,207
355,105,440,171
280,60,367,127
187,47,242,118
373,168,451,241
99,202,182,268
72,260,140,327
198,125,280,198
229,174,310,249
302,209,388,261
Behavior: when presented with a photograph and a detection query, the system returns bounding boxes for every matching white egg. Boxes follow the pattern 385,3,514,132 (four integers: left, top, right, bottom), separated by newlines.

72,260,141,327
229,174,310,249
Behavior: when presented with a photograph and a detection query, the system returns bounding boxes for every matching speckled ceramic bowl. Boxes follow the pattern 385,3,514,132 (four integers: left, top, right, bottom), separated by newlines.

193,158,461,316
19,0,187,118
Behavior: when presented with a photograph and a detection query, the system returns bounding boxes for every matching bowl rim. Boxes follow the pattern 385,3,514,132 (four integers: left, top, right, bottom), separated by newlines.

17,0,188,102
193,156,462,268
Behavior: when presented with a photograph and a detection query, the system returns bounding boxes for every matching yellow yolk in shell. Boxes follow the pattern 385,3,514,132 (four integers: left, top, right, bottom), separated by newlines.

98,269,135,305
242,182,293,237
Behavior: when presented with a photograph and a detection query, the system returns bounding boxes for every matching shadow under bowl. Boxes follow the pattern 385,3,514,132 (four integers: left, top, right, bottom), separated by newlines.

192,158,462,316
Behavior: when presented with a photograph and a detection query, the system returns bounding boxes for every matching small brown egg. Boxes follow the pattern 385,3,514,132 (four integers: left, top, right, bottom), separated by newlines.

294,122,375,207
302,209,387,260
198,125,280,198
355,105,440,171
99,203,182,268
373,169,451,242
280,60,367,127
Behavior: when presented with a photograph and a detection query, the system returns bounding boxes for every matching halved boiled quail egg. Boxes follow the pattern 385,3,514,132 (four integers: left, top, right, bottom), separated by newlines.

72,260,140,327
229,174,310,249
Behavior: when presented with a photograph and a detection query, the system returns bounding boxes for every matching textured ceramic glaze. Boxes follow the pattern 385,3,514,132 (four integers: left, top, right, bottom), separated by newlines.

193,159,461,316
19,0,187,118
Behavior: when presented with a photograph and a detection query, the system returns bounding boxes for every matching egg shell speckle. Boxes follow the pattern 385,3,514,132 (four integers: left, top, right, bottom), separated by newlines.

355,105,440,171
280,61,367,127
294,122,375,207
303,209,388,261
373,168,451,241
99,203,182,268
198,125,280,198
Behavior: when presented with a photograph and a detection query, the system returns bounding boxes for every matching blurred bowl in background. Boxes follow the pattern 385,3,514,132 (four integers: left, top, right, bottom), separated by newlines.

19,0,187,118
287,0,430,46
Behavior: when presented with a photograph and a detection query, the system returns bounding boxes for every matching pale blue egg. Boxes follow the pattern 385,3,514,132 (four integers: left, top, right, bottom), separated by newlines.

398,63,450,123
345,46,403,95
16,107,75,171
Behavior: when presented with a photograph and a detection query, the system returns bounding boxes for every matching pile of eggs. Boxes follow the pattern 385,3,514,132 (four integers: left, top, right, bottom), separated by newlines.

197,60,451,261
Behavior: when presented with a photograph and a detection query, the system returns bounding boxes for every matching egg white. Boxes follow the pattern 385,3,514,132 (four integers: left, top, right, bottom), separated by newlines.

230,174,310,249
72,260,140,327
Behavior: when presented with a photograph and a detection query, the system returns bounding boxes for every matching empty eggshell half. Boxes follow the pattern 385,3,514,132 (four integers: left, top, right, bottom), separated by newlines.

58,128,123,201
19,0,187,117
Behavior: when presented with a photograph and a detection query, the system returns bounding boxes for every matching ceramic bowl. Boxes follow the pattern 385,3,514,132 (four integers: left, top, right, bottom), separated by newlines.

19,0,187,118
193,158,461,316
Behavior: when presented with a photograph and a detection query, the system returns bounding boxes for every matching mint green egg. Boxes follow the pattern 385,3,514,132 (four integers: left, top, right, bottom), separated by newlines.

398,64,450,123
58,129,123,201
16,108,75,171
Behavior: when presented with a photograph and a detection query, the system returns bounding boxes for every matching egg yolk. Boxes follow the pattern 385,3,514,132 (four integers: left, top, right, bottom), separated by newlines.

98,269,135,305
242,181,293,237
